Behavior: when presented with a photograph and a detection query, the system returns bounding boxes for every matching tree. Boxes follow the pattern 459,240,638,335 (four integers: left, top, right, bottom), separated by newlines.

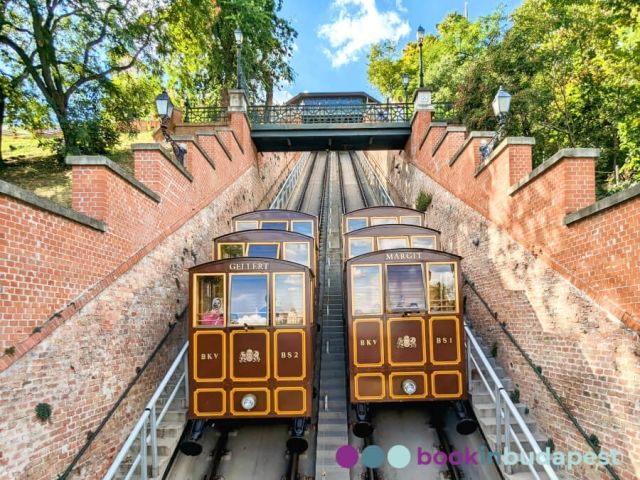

0,0,167,159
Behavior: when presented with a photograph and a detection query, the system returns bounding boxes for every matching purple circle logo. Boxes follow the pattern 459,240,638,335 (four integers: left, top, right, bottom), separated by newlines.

336,445,359,468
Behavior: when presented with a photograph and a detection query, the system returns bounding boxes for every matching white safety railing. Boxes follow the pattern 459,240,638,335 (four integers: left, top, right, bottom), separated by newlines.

270,152,310,209
465,324,558,480
352,151,393,206
103,341,189,480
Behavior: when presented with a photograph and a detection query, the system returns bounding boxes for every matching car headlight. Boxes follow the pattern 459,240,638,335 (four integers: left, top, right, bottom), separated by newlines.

401,379,417,395
241,394,257,411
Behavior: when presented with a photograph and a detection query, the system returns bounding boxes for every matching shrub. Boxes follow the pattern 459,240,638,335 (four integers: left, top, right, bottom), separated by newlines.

35,403,52,422
415,191,432,212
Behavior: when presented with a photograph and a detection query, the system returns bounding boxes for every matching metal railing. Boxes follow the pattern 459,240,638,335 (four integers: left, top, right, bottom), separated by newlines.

247,103,414,125
270,153,310,209
431,102,459,122
353,151,393,206
466,323,558,480
103,341,189,480
183,105,228,123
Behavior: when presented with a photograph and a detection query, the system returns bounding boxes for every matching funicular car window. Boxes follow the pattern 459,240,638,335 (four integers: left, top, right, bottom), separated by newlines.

273,273,305,325
247,243,279,258
219,243,244,259
346,218,368,232
352,265,382,315
400,215,422,226
283,242,310,267
349,238,373,258
371,217,398,226
377,237,409,250
195,274,226,327
236,220,258,231
428,263,458,312
386,264,426,312
261,221,288,230
411,236,436,249
229,274,269,325
292,220,314,237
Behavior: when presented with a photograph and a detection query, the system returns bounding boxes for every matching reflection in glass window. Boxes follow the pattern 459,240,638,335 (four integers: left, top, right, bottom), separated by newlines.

378,237,409,250
262,221,288,230
274,274,304,325
196,275,225,326
371,217,397,226
219,243,244,259
352,265,382,315
247,244,279,258
429,263,457,312
349,238,373,258
411,236,436,249
284,243,310,267
229,275,268,325
292,221,314,237
346,218,367,232
236,220,258,231
401,216,422,226
387,265,426,312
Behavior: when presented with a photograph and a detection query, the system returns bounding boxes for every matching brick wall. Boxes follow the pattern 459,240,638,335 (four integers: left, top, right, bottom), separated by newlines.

0,111,300,478
365,111,640,479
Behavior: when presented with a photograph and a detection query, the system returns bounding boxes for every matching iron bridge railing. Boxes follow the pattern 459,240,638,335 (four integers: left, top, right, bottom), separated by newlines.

183,105,228,123
247,103,415,125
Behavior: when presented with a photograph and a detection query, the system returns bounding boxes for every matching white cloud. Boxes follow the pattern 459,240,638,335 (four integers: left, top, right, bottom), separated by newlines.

273,88,294,105
318,0,410,68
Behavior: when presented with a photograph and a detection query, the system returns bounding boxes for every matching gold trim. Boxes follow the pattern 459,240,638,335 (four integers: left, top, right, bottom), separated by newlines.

229,330,270,381
193,388,226,416
386,317,427,366
349,264,383,316
352,319,383,367
291,220,315,238
371,216,398,226
259,220,289,230
193,330,226,381
273,329,306,380
428,316,462,365
216,242,245,260
427,261,460,314
410,235,437,249
345,216,369,233
388,372,429,399
274,387,308,415
235,220,259,231
230,387,271,416
354,373,386,400
348,237,374,259
431,370,463,398
245,242,280,258
376,236,410,250
192,273,227,328
283,241,311,268
400,215,423,226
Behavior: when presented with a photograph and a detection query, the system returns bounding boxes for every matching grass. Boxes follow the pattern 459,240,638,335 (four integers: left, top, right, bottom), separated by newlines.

0,130,155,208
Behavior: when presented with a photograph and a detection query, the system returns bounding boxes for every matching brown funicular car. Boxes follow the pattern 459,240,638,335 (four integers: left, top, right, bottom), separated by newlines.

343,224,441,262
342,206,426,234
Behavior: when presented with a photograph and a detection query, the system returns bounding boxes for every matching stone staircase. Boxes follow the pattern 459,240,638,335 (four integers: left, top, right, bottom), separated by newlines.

467,324,561,480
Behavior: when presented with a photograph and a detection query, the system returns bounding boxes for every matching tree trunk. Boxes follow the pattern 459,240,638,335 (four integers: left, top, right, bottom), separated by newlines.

0,93,5,167
265,77,274,106
51,106,74,163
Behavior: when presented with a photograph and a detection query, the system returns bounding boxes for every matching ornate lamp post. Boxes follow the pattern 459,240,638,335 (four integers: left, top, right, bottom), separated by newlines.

155,89,187,165
479,86,512,160
402,73,410,120
234,27,244,89
417,25,425,88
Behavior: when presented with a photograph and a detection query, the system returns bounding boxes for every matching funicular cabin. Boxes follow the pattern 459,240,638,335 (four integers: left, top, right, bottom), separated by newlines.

343,224,441,261
188,257,315,420
342,206,427,234
344,248,466,403
233,210,318,248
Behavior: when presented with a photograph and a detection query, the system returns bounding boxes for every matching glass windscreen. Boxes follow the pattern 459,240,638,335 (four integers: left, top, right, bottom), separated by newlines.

378,237,409,250
346,218,367,232
351,265,382,315
229,275,268,325
274,273,304,325
219,243,244,259
196,275,225,326
371,217,397,226
283,243,310,267
261,221,288,230
411,236,436,249
247,244,279,258
236,220,258,231
349,238,373,258
387,264,426,312
292,220,314,237
401,216,422,226
428,263,457,312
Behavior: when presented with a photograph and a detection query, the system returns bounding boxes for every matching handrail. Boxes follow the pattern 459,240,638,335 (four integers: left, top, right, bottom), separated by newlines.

466,323,558,480
103,341,189,480
353,151,393,206
270,153,310,209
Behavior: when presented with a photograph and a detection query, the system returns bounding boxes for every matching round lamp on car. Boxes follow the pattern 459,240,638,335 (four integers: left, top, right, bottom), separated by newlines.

241,393,257,411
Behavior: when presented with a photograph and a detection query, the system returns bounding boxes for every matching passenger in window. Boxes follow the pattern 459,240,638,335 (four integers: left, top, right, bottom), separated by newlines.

201,297,224,326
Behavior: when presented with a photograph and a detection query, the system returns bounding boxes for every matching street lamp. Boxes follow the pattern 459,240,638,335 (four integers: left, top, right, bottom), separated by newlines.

402,73,409,102
234,27,244,89
155,89,187,165
416,25,425,88
480,86,512,160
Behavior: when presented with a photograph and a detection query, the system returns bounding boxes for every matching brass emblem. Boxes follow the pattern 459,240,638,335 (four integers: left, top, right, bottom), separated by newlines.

239,349,261,363
396,335,417,349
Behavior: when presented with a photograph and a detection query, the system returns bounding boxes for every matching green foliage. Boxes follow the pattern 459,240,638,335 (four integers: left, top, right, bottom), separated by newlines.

4,346,15,356
589,434,601,454
35,402,52,422
546,438,555,453
415,191,432,212
490,342,498,358
510,388,520,404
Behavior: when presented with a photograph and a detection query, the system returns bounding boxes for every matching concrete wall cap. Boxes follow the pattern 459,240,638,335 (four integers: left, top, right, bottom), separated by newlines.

168,136,217,170
432,125,467,156
510,147,600,195
0,179,106,231
449,131,496,167
130,143,194,182
474,136,536,178
418,121,448,151
565,182,640,225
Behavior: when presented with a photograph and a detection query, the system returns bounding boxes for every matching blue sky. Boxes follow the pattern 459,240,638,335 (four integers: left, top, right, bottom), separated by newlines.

276,0,523,102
